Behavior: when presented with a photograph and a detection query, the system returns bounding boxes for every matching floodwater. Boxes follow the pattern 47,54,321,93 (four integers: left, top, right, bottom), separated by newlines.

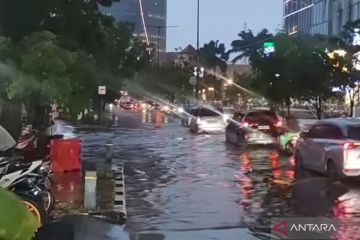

58,110,360,240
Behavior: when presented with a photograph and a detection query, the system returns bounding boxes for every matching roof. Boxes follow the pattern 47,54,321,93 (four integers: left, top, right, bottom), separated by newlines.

181,45,197,55
317,118,360,126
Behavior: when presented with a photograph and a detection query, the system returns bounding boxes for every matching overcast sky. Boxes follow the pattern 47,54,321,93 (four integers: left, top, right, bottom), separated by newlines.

166,0,283,52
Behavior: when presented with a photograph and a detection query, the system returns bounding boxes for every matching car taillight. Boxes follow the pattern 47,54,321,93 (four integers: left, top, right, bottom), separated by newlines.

274,121,282,127
242,121,249,127
343,142,360,150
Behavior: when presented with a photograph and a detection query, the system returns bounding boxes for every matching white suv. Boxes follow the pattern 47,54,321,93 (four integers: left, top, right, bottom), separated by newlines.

295,118,360,180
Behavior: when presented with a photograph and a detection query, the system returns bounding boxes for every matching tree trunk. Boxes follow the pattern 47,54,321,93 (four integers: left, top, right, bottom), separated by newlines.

316,97,323,120
285,97,291,117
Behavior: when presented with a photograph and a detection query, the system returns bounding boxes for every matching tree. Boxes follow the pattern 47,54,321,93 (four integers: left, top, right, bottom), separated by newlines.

228,29,273,65
7,31,76,121
199,40,228,74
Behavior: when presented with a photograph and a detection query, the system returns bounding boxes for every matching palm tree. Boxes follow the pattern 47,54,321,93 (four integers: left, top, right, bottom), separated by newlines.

228,29,273,64
199,40,228,74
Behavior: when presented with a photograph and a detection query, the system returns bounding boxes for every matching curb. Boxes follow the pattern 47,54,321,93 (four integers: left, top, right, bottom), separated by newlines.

111,164,127,219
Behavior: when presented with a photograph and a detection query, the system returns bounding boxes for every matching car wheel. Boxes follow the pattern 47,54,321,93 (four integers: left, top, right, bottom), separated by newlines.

294,151,305,178
326,161,341,181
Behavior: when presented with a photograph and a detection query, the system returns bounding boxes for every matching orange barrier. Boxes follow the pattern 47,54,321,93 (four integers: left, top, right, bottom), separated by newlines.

50,138,81,173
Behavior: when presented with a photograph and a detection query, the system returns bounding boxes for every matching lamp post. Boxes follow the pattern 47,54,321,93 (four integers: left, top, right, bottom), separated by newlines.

195,0,200,98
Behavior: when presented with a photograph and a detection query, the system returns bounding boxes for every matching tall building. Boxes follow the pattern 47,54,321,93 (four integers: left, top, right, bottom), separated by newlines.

284,0,360,37
310,0,333,35
283,0,314,35
100,0,167,61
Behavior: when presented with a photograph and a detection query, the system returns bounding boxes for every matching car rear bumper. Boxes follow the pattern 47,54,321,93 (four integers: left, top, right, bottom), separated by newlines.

343,169,360,177
199,124,226,133
246,133,277,145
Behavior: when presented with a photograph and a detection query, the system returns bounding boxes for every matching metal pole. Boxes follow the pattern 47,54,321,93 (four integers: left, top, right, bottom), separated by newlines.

157,26,161,67
196,0,200,98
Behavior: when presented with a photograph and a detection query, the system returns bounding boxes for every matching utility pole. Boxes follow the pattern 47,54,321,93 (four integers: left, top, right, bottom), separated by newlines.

147,25,177,67
196,0,200,98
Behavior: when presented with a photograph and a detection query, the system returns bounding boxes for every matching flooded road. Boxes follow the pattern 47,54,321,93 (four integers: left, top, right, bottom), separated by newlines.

72,110,360,240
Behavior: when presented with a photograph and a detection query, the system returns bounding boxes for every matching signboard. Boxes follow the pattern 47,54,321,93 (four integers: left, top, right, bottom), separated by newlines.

98,86,106,95
264,41,275,56
189,76,197,86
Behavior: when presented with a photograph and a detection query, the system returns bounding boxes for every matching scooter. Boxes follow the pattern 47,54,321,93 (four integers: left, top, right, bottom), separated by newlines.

279,131,299,155
0,158,54,213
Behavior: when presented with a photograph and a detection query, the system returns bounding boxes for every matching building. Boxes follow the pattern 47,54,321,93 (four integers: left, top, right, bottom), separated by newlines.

310,0,333,35
284,0,360,36
283,0,314,35
100,0,167,61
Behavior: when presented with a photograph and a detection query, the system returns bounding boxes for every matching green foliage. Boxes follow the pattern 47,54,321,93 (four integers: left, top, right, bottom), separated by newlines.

7,31,76,106
229,29,273,64
230,30,350,118
199,40,228,73
0,0,153,119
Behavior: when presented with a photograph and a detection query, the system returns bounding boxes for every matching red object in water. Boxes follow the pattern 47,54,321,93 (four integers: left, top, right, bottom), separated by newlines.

50,138,81,173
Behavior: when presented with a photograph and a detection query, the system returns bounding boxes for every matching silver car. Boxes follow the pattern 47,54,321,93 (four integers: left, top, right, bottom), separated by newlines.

295,118,360,180
189,107,226,133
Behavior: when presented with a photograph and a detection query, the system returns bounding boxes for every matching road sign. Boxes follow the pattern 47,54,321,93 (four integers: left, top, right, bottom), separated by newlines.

189,76,197,85
264,41,275,56
98,86,106,95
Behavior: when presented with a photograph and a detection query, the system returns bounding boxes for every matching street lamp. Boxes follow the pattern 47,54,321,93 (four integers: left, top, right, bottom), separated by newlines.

195,0,200,98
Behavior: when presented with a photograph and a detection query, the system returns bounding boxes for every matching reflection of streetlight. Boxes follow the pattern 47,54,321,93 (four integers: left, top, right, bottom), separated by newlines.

227,79,234,85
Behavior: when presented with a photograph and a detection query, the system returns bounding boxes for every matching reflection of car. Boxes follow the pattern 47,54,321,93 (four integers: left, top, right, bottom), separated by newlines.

189,107,226,133
295,118,360,180
226,110,282,145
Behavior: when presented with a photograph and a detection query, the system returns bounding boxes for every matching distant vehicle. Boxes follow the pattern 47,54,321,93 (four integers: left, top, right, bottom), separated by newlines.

189,107,226,133
218,107,235,122
295,118,360,180
119,96,133,110
226,110,283,145
289,109,318,130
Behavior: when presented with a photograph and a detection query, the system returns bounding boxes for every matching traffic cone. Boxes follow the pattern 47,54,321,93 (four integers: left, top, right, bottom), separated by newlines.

155,111,162,128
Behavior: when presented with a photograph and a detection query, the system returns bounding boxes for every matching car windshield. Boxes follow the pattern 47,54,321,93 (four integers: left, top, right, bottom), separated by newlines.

245,111,278,123
348,126,360,140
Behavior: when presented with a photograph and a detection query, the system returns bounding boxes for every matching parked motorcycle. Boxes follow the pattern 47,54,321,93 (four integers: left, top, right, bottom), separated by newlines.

0,157,55,214
16,123,63,162
0,124,55,215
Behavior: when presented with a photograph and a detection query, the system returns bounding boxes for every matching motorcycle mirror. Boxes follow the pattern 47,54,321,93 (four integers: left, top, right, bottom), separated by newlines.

33,222,74,240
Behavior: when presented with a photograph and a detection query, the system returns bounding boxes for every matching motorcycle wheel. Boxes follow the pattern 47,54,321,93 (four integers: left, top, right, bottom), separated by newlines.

41,190,55,214
18,193,48,225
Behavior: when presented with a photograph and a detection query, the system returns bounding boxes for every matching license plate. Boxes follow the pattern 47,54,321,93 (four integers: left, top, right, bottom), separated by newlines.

258,125,270,130
207,120,217,123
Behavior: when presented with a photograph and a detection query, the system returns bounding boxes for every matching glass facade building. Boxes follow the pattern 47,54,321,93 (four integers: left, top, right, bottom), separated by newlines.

284,0,360,36
283,0,314,35
100,0,167,56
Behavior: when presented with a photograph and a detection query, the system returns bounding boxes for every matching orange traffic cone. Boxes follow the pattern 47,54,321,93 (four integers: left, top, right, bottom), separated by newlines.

155,111,162,128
